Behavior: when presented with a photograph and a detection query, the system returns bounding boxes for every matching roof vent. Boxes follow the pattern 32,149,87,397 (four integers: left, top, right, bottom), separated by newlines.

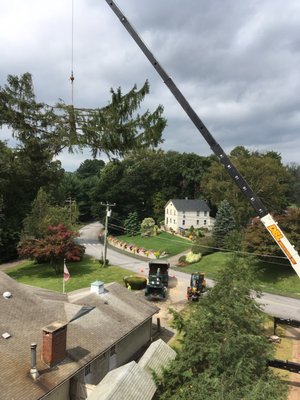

90,280,105,295
3,291,12,299
2,332,11,339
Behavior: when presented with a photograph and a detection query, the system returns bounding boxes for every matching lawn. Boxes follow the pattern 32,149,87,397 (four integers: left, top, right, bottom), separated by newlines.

173,251,300,298
5,256,133,293
116,231,191,257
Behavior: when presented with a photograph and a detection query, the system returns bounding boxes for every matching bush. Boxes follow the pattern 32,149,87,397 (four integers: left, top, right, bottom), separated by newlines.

185,251,202,264
178,255,187,263
194,236,215,256
123,275,147,290
191,244,202,254
99,258,109,267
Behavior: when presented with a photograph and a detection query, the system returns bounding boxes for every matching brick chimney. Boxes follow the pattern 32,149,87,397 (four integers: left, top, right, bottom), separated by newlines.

42,321,67,367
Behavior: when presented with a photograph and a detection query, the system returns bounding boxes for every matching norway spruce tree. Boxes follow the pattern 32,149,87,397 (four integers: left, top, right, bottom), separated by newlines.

123,212,140,236
212,199,236,248
155,256,287,400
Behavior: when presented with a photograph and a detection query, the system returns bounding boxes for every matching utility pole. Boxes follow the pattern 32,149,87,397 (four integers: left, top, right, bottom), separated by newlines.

65,197,73,225
101,202,116,266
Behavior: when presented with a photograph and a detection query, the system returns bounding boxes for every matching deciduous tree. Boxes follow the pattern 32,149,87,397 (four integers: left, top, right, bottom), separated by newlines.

201,147,293,225
18,224,85,274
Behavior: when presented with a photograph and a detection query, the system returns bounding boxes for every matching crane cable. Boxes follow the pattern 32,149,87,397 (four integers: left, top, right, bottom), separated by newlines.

70,0,75,105
69,0,77,137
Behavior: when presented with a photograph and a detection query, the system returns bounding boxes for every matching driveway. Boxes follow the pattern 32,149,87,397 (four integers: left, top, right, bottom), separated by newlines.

79,222,300,320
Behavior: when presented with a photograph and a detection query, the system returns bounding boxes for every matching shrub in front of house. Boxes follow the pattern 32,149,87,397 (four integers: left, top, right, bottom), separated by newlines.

191,244,202,254
193,236,216,256
185,251,202,264
123,275,147,290
176,255,189,267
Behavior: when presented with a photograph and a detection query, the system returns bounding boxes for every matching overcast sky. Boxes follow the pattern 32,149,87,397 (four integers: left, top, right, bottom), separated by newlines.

1,0,300,171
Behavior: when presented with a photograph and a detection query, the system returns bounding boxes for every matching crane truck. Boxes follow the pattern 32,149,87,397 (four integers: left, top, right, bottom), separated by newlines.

105,0,300,278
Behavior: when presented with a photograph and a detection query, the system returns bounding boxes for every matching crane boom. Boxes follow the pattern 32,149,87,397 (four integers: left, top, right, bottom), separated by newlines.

105,0,300,277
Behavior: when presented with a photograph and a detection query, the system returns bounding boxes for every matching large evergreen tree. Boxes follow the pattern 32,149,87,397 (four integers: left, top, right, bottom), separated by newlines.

155,256,287,400
0,73,166,261
0,73,166,159
212,199,236,248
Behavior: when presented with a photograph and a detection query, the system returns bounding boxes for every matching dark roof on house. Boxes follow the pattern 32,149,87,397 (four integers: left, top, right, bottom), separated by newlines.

166,199,210,212
0,272,159,400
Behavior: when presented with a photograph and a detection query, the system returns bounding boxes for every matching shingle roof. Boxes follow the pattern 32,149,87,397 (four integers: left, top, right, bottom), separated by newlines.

0,272,159,400
87,361,156,400
87,339,177,400
138,338,176,377
166,199,210,212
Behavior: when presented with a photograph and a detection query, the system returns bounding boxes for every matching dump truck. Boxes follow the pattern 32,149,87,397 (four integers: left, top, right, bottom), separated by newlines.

145,260,170,300
145,274,166,300
187,272,206,301
148,260,170,287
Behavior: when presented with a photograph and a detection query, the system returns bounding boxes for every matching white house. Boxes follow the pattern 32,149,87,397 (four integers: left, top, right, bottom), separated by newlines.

164,199,215,232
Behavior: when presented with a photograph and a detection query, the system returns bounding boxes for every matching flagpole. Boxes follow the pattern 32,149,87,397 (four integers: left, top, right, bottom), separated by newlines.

63,258,71,294
63,258,66,293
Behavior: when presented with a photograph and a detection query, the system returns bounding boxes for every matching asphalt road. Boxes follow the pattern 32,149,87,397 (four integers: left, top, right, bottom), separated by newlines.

79,222,300,320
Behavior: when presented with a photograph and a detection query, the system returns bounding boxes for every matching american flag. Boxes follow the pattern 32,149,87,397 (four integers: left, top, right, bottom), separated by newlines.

64,259,70,281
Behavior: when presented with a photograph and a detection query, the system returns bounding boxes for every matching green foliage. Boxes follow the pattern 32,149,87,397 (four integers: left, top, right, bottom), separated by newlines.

123,212,140,236
88,149,212,224
0,73,166,258
123,275,147,290
141,217,156,236
178,255,187,264
191,244,202,254
244,207,300,259
155,256,287,400
193,236,215,256
287,162,300,206
185,251,201,264
21,188,78,239
223,229,244,251
212,200,236,248
201,146,293,225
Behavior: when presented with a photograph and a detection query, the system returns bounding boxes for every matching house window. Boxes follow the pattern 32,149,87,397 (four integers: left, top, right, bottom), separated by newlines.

85,364,91,376
170,209,172,215
197,211,199,216
166,217,168,224
204,220,207,225
173,219,175,224
204,211,207,216
182,220,185,225
196,220,199,225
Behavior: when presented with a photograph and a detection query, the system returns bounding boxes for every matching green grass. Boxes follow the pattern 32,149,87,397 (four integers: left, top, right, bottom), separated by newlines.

5,256,133,293
173,251,300,299
116,231,191,257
